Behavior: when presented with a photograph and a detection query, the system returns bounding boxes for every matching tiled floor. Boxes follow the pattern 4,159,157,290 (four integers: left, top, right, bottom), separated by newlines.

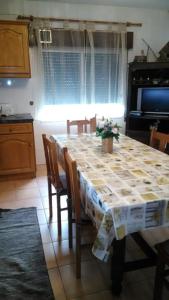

0,164,168,300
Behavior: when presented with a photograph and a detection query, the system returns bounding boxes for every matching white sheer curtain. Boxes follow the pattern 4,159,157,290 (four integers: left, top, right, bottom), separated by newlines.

33,21,127,121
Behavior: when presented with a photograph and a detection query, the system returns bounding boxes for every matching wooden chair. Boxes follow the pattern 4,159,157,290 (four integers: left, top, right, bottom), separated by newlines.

89,115,97,133
150,128,169,152
64,149,94,278
153,239,169,300
42,134,69,239
67,115,96,135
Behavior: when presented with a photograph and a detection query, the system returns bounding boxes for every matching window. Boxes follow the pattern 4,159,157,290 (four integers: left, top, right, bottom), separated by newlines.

37,28,127,121
43,49,119,105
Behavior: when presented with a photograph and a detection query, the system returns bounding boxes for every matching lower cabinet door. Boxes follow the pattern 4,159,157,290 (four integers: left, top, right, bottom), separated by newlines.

0,133,36,175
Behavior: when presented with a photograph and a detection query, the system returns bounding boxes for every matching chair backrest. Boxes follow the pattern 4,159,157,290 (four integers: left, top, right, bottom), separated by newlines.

64,150,81,223
89,115,97,133
67,119,89,135
67,115,96,135
150,128,169,152
42,134,63,189
55,141,71,198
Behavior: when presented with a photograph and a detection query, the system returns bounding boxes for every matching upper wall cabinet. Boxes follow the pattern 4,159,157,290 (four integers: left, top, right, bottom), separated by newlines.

0,20,31,78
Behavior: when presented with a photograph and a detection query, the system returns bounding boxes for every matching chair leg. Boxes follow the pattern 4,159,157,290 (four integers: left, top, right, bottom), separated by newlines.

57,193,62,238
76,222,81,278
48,179,53,218
153,256,165,300
68,198,73,249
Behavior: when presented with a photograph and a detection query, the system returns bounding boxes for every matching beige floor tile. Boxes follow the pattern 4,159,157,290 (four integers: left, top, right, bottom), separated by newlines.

14,179,38,189
0,198,43,209
71,290,115,300
36,176,48,187
45,208,68,223
59,260,107,299
0,180,15,192
141,228,169,248
16,188,41,201
119,279,154,300
40,223,53,244
49,221,75,242
42,196,50,209
0,169,159,299
0,190,16,202
96,260,112,289
37,209,47,224
43,243,58,269
53,239,94,267
36,168,47,177
39,186,49,197
48,267,67,300
37,164,47,172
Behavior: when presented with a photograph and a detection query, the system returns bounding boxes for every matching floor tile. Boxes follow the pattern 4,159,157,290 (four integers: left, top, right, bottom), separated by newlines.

45,207,68,223
39,185,49,197
37,209,47,224
53,239,94,267
119,278,154,300
0,198,43,209
48,221,75,242
0,180,15,192
48,267,67,300
36,176,48,187
40,224,53,244
14,179,38,189
43,243,58,269
1,166,165,300
59,260,107,299
16,188,41,201
0,190,16,202
71,290,115,300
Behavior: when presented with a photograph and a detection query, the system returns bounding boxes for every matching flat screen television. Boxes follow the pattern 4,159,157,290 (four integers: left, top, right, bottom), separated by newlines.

137,87,169,115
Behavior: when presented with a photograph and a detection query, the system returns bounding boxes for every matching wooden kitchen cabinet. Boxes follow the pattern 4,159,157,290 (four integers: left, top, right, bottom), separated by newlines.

0,20,31,78
0,122,36,180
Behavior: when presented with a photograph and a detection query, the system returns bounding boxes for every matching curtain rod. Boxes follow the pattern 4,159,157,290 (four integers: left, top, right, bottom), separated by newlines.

17,15,142,27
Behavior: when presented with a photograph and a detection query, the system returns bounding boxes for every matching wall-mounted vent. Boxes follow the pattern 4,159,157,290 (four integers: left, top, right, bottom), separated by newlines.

39,29,52,43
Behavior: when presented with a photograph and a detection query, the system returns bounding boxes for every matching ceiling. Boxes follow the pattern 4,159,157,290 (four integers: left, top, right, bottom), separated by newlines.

30,0,169,10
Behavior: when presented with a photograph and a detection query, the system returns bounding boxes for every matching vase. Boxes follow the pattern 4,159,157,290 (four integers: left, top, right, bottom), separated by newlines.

102,138,113,153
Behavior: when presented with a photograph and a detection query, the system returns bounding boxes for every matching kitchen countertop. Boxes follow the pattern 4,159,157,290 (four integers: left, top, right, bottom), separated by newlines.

0,113,34,124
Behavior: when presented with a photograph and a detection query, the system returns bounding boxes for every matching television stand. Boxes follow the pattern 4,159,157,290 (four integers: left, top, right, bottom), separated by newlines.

126,62,169,144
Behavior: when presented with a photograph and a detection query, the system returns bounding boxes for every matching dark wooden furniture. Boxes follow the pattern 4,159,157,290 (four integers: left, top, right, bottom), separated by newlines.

0,20,31,78
0,115,36,180
126,62,169,144
42,134,69,239
111,233,157,295
150,128,169,152
64,149,94,278
153,239,169,300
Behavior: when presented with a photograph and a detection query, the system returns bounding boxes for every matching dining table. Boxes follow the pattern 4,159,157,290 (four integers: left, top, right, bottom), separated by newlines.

52,133,169,294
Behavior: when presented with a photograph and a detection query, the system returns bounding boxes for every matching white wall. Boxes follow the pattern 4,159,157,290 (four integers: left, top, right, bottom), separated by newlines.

0,0,169,164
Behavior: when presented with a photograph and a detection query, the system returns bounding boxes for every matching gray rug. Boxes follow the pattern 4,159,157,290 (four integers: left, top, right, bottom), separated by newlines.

0,207,55,300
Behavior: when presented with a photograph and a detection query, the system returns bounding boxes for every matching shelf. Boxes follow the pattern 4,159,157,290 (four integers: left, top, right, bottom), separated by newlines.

126,62,169,145
132,83,169,87
128,114,169,120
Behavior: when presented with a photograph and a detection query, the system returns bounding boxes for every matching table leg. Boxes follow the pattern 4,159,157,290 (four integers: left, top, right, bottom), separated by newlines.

111,237,126,295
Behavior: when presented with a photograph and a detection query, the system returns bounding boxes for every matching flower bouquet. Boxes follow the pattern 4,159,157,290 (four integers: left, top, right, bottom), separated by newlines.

96,119,120,141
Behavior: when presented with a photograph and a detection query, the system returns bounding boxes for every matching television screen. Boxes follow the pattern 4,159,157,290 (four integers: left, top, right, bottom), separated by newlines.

137,87,169,115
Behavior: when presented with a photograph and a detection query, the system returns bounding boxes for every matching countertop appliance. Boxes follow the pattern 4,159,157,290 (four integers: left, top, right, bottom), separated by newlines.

0,103,14,116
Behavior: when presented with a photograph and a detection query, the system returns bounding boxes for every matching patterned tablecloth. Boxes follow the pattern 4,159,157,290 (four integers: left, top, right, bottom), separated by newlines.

52,134,169,261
